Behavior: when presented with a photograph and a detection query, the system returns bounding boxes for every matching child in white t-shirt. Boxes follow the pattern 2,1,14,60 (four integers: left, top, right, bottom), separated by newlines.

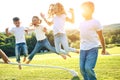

41,3,79,58
26,16,66,64
79,2,106,80
6,17,28,69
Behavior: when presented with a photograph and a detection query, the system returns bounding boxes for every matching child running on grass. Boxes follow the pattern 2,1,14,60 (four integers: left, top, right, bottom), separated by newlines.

26,16,66,64
79,1,107,80
40,3,79,58
6,17,28,69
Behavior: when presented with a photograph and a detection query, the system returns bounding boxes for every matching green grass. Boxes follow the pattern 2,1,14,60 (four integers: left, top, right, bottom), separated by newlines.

0,47,120,80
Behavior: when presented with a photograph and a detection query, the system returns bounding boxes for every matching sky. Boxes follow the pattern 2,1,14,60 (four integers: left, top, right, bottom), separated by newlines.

0,0,120,32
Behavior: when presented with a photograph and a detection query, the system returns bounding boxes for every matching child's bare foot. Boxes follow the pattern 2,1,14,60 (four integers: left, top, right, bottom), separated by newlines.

18,63,22,70
60,54,66,60
23,57,26,62
6,60,10,64
26,60,31,64
66,54,71,58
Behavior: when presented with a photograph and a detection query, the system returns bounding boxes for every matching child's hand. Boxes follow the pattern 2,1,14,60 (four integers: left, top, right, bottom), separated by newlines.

25,30,28,34
5,28,11,36
40,13,45,19
5,28,9,31
101,50,110,55
43,27,47,32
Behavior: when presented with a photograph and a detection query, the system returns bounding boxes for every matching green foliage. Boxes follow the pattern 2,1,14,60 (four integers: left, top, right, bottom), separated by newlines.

0,33,7,45
46,31,54,46
0,43,15,56
26,34,37,53
103,24,120,44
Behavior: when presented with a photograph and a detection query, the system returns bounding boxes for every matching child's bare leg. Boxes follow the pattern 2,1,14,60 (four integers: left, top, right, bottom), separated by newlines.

18,62,22,70
26,59,31,64
23,57,27,62
66,53,71,58
0,49,10,63
59,54,66,60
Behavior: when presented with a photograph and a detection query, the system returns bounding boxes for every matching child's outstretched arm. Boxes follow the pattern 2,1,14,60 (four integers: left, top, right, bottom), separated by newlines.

97,30,106,55
40,13,53,26
5,28,11,36
66,8,75,24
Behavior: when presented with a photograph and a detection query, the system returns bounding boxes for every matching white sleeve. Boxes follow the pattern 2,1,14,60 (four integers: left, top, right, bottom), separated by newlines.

95,21,103,31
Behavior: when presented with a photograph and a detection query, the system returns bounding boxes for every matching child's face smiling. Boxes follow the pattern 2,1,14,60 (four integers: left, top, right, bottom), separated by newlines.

32,18,39,26
14,21,20,27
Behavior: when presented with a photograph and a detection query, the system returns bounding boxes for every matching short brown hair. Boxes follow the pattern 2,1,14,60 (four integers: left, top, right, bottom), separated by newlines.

13,17,20,22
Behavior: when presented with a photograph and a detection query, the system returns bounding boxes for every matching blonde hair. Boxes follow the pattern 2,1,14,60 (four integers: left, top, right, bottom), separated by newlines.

48,4,55,18
48,3,66,17
81,1,95,13
55,3,66,15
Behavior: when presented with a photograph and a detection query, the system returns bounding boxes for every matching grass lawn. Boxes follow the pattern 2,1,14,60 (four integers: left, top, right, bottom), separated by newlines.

0,47,120,80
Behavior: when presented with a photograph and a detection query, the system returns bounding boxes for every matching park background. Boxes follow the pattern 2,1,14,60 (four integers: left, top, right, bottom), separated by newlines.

0,0,120,80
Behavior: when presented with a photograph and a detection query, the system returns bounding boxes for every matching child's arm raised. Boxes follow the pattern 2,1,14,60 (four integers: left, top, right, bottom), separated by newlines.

66,8,75,24
5,28,11,36
24,29,28,34
40,13,53,26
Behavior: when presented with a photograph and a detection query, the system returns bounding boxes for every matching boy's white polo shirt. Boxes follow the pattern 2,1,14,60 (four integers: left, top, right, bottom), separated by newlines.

79,19,103,50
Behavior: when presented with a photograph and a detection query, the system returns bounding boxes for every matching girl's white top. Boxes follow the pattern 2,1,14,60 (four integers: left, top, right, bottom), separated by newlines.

53,14,66,35
33,25,46,41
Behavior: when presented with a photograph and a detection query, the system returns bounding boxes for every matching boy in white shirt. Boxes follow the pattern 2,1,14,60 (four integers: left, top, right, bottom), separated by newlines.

6,17,28,69
79,2,106,80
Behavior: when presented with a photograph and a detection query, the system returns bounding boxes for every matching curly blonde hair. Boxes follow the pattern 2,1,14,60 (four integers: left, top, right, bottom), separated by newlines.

48,4,55,18
48,3,66,17
55,3,66,14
